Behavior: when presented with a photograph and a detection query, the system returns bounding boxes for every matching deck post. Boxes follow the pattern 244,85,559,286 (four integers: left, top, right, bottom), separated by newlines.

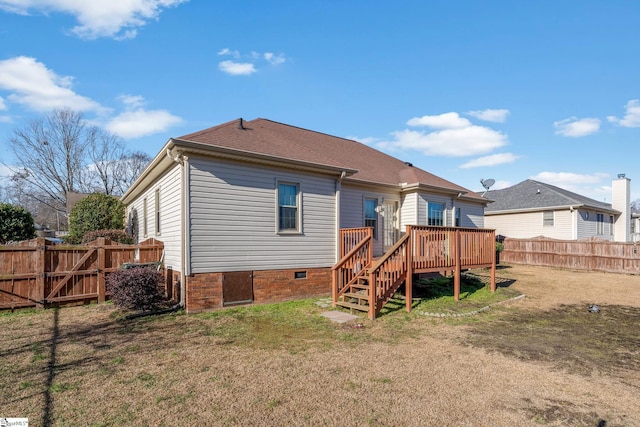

368,268,375,320
405,226,413,313
454,229,461,301
331,268,338,306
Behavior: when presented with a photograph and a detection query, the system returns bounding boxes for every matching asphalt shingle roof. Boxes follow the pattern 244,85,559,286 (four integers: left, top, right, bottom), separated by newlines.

484,179,617,213
178,118,484,200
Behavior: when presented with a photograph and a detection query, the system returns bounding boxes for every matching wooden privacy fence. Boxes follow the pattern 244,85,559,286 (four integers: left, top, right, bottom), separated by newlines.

501,237,640,274
0,237,164,310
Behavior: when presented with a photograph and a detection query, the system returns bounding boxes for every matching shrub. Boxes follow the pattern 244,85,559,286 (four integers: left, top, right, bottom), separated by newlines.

106,267,164,311
0,203,36,244
495,242,505,252
67,193,125,244
82,229,134,244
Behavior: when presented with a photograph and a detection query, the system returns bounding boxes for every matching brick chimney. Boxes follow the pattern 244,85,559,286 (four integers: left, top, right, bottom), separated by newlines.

612,174,631,242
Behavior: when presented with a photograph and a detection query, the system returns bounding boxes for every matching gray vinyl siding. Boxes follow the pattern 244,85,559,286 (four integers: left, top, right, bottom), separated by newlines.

127,164,182,272
577,209,614,241
417,193,452,226
456,201,485,228
400,192,418,230
188,156,337,273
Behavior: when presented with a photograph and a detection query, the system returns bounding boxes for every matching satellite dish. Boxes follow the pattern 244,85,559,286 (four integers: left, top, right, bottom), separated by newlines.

480,178,495,196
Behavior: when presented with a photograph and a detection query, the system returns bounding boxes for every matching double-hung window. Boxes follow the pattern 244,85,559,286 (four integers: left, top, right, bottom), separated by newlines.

155,188,161,235
428,202,444,226
278,182,300,232
597,213,604,234
610,215,614,236
364,199,378,239
543,211,554,227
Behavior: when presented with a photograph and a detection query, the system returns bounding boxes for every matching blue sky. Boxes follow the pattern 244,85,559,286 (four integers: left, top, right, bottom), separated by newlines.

0,0,639,202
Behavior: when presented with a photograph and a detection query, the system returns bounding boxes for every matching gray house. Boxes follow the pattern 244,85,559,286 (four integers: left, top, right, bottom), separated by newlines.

484,176,632,242
122,118,489,313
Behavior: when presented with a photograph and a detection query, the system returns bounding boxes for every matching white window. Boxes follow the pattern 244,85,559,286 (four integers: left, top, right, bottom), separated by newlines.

428,202,444,226
364,198,378,239
543,211,554,227
597,213,604,234
155,188,161,235
277,182,300,232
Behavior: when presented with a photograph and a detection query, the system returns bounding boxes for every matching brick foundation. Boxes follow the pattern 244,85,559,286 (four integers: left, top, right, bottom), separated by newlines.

185,267,332,314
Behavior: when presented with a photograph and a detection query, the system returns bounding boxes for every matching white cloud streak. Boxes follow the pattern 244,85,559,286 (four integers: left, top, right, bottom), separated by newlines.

553,117,601,137
217,49,286,76
0,56,103,112
459,153,520,169
105,95,182,139
218,60,257,76
388,112,508,157
466,109,510,123
607,99,640,128
0,0,188,40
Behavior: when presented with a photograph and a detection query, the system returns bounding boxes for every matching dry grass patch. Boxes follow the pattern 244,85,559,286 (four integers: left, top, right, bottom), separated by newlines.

1,264,639,426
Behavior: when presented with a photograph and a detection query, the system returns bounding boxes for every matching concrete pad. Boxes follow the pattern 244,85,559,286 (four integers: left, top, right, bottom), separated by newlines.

321,310,359,323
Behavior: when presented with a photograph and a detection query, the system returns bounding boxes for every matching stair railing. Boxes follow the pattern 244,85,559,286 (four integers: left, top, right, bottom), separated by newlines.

332,228,373,305
366,233,411,319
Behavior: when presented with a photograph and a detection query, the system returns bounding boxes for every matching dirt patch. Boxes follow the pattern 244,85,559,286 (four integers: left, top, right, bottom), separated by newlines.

465,304,640,376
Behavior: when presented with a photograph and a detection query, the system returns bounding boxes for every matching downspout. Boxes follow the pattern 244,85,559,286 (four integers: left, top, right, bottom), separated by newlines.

335,171,347,262
166,148,189,308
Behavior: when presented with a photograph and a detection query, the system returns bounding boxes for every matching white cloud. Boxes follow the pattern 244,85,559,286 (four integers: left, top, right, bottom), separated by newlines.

491,180,512,190
459,153,520,169
0,96,6,110
607,99,640,128
0,56,103,112
264,52,286,65
466,109,509,123
105,95,182,139
407,112,471,129
217,48,239,58
217,49,286,76
553,117,601,137
218,60,257,76
389,111,508,157
0,0,188,40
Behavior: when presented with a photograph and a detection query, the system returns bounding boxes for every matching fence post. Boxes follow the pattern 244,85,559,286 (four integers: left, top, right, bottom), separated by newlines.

97,237,106,303
490,232,496,292
454,229,461,301
35,237,46,307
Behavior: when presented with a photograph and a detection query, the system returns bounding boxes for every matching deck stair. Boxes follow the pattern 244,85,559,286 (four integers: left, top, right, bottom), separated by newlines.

332,225,497,320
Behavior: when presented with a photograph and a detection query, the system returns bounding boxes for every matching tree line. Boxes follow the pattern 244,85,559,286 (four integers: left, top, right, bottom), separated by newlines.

1,108,151,231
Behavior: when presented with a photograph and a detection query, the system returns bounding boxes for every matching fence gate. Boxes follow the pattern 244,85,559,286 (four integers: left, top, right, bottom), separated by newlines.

222,271,253,306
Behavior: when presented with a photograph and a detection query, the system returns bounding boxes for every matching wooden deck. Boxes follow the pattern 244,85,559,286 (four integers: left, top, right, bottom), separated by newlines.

332,226,496,319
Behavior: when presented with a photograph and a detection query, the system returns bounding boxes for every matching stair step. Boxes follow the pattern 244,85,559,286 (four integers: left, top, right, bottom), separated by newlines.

335,301,370,312
342,292,369,300
350,283,369,290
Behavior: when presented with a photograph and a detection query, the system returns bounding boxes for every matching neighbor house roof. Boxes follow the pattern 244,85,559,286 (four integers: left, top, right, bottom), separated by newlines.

176,118,485,201
484,180,619,214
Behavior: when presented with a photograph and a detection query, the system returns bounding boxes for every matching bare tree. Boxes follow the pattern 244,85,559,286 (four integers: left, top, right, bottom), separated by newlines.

4,108,151,222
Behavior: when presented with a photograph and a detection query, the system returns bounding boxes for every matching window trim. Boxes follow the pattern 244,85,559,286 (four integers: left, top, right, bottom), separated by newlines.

543,211,554,227
427,202,445,226
154,188,161,236
276,181,302,234
143,197,148,237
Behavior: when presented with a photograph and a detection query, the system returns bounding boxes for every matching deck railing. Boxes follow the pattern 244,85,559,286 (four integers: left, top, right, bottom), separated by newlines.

332,225,496,319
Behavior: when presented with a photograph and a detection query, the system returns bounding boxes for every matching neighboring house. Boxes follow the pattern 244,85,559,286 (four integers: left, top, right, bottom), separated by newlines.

483,176,633,242
121,118,489,313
